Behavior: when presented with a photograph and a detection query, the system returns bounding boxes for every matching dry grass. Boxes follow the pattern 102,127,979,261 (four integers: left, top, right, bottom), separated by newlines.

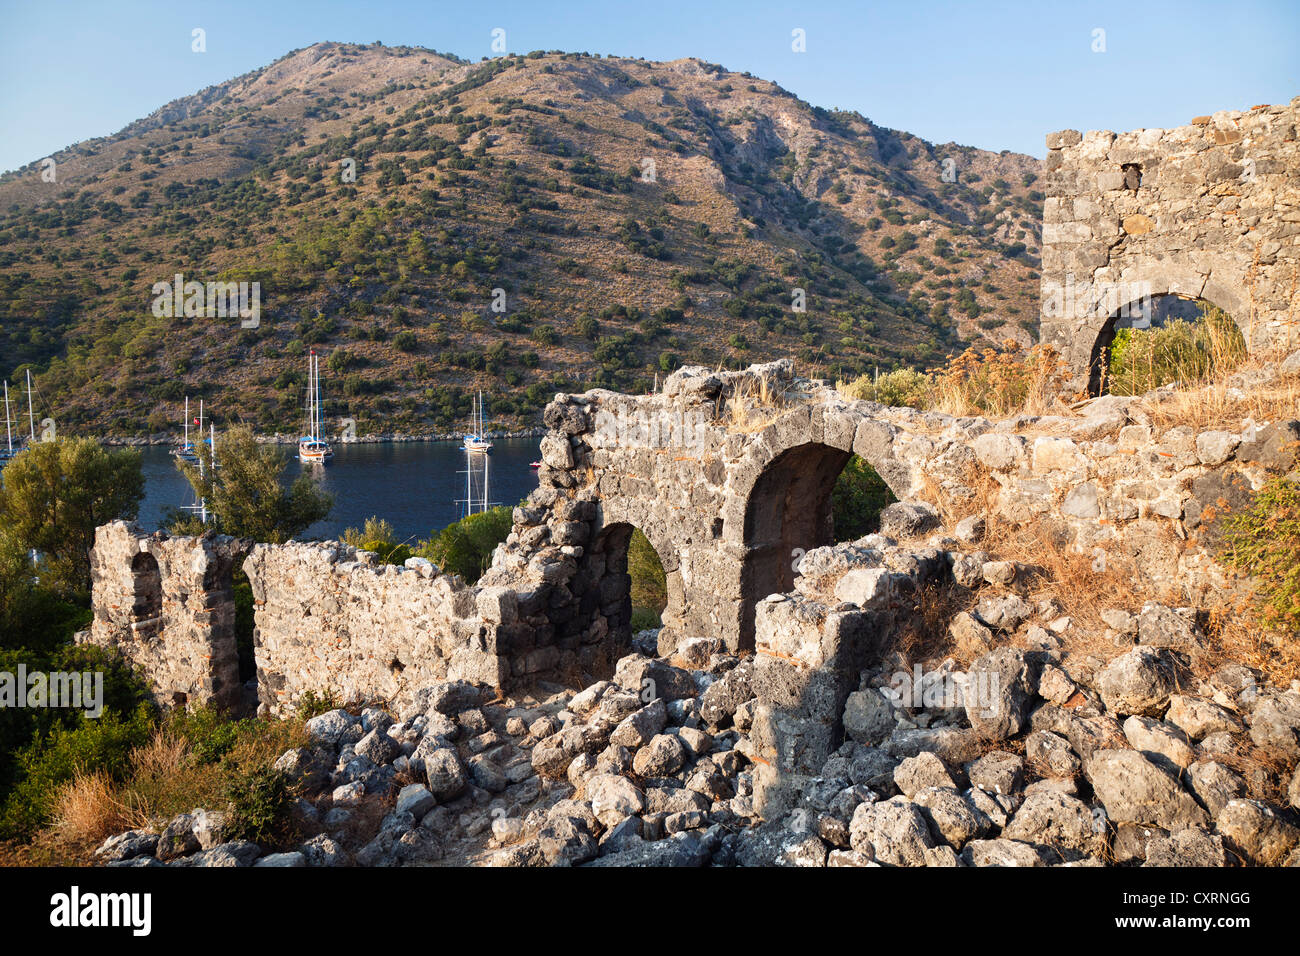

1138,348,1300,432
716,370,792,434
927,341,1076,418
53,772,134,843
919,457,1300,690
838,341,1077,418
48,713,307,847
892,581,973,666
1198,598,1300,688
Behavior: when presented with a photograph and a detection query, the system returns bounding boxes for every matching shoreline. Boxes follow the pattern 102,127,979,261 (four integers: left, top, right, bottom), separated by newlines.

99,427,548,447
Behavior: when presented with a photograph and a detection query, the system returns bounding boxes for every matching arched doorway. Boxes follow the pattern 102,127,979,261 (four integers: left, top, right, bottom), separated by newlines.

1088,295,1246,396
130,551,162,632
576,520,679,666
738,442,896,647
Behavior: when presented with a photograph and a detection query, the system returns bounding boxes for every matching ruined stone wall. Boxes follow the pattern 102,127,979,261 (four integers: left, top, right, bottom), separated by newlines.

746,538,951,817
1041,97,1300,391
82,522,248,711
86,360,1297,717
242,542,523,714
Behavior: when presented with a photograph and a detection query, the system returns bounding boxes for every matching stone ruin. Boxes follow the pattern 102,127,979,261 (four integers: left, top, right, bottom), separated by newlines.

86,352,1300,866
1040,96,1300,394
86,531,249,711
85,354,1298,785
81,103,1300,855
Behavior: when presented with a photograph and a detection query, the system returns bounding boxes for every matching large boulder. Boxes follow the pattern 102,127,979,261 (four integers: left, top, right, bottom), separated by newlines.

422,746,468,801
849,798,935,866
1143,828,1227,867
587,773,647,829
843,688,896,746
632,734,688,778
1097,647,1188,717
893,752,957,798
1122,716,1195,770
155,813,199,862
1002,789,1106,860
965,647,1037,740
1084,749,1207,830
1215,799,1300,866
1249,692,1300,757
912,787,990,850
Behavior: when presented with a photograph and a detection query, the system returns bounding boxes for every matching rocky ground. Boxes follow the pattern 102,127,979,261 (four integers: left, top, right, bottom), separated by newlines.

93,524,1300,867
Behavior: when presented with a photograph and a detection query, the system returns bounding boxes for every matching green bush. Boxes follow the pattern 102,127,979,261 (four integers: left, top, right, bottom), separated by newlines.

1222,475,1300,634
1106,304,1245,395
342,516,415,566
167,704,244,765
0,702,155,839
420,506,513,583
224,765,294,844
832,455,897,541
839,367,930,408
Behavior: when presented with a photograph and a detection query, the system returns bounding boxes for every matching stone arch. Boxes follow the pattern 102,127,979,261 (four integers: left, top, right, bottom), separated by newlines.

1085,285,1249,396
577,502,682,663
130,550,162,633
712,405,915,650
738,441,854,647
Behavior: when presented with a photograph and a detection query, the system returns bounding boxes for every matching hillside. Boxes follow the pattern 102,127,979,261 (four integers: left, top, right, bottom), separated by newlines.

0,41,1044,438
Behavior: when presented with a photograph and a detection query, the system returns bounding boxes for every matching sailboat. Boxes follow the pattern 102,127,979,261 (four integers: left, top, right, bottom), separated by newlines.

0,380,21,467
456,443,498,519
462,389,493,453
298,350,334,464
180,423,218,525
173,397,203,466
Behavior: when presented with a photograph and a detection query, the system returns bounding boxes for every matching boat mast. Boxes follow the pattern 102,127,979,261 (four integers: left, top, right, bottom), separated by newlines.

183,396,190,451
26,370,36,441
4,381,12,453
316,353,325,441
205,423,217,523
307,351,317,441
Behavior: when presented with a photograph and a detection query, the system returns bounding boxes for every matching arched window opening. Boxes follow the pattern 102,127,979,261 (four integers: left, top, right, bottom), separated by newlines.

1089,296,1246,396
130,551,162,631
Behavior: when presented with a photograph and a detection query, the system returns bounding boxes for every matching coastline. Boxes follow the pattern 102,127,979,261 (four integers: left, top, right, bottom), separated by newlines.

99,426,548,447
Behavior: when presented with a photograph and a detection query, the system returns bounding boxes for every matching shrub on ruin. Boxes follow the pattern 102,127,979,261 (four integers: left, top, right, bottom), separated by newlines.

838,368,930,408
342,516,415,566
1105,304,1245,396
1222,474,1300,634
419,505,513,583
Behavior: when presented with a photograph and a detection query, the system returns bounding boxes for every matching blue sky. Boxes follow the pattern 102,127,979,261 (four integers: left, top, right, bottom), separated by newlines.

0,0,1296,173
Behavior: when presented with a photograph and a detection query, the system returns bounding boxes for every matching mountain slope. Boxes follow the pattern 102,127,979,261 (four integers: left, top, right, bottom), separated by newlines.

0,42,1044,438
